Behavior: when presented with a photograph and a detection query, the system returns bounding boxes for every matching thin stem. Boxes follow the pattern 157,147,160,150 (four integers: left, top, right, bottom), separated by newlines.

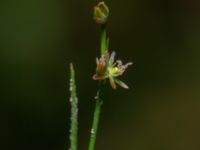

88,22,108,150
89,2,109,149
69,63,78,150
100,24,107,55
88,81,105,150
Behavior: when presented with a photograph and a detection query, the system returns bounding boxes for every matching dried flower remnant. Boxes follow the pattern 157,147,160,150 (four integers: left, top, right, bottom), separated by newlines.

93,51,132,89
94,53,110,78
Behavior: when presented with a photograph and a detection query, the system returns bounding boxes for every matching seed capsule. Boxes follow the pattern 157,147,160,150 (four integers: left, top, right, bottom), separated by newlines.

94,2,109,24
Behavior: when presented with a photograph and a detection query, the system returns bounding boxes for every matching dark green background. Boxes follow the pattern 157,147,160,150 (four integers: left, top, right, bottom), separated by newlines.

1,0,200,150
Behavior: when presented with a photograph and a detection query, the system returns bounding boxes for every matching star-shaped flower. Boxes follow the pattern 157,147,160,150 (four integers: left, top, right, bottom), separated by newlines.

93,51,132,89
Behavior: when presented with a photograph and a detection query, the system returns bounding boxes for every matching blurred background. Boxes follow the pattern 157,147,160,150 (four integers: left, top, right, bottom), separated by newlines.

1,0,200,150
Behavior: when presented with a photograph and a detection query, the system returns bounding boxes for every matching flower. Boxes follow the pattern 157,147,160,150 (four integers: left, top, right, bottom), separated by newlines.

94,1,109,24
93,51,133,89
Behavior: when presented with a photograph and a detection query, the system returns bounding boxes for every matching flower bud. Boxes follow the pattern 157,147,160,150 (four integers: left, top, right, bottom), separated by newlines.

94,1,109,24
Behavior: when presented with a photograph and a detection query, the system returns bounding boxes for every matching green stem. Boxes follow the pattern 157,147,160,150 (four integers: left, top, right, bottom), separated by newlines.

88,81,105,150
100,24,107,55
69,63,78,150
88,22,108,150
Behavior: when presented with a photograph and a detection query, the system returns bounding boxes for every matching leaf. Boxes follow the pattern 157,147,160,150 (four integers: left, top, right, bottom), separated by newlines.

69,63,78,150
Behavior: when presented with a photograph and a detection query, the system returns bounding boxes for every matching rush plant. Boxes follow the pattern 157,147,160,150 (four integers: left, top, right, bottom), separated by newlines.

68,1,132,150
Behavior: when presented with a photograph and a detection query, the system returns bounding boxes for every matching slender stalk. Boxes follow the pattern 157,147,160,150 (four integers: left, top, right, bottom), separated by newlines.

100,24,107,55
88,1,109,149
69,63,78,150
88,23,108,150
88,81,105,150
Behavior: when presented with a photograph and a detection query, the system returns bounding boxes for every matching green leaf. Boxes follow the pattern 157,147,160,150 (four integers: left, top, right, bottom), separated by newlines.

69,63,78,150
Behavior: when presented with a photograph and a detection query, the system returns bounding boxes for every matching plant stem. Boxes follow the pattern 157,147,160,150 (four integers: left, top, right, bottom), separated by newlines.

100,24,108,55
69,63,78,150
88,22,108,150
88,81,105,150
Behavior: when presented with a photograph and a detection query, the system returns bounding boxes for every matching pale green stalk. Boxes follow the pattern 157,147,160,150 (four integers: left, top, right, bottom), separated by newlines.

69,63,78,150
100,24,107,55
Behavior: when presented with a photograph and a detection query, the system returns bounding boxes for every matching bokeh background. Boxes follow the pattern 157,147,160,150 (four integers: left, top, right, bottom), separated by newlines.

1,0,200,150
